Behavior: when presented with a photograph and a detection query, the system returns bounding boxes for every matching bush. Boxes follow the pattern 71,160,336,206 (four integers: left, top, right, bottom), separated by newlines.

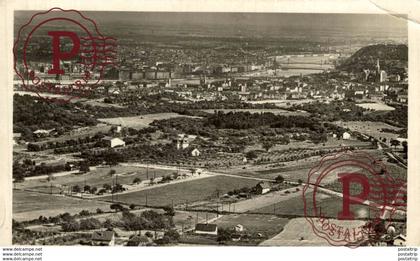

275,175,284,184
62,220,80,232
79,210,90,217
79,218,101,230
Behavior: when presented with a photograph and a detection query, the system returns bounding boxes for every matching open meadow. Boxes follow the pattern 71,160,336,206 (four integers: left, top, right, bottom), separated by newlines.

14,165,175,194
97,175,260,207
259,217,365,246
98,113,200,129
214,214,290,238
13,190,112,222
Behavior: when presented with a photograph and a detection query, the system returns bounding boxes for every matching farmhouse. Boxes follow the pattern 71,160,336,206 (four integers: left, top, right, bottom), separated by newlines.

234,224,244,232
13,133,22,145
392,234,406,246
91,231,115,246
195,223,218,236
191,148,201,157
33,129,55,138
342,132,351,140
255,182,271,194
102,137,126,148
173,134,197,150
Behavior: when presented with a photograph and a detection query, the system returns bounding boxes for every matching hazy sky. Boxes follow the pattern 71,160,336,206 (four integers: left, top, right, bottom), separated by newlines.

83,12,406,29
15,11,407,40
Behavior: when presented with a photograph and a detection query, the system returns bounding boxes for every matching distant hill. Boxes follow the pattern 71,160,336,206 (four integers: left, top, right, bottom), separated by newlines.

338,44,407,74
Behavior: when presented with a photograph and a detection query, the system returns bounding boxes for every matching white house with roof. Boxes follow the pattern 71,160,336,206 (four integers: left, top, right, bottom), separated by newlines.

91,231,115,246
342,132,351,140
102,137,126,148
191,148,200,157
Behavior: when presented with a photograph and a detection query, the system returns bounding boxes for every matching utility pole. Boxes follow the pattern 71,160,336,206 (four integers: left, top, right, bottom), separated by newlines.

111,177,114,202
146,163,149,179
145,194,148,206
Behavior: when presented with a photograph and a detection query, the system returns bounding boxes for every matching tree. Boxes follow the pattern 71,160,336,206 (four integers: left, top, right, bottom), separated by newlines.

109,169,116,176
402,141,408,158
390,139,400,149
245,150,258,160
79,218,101,230
275,175,284,184
79,210,90,216
103,219,114,229
72,185,81,193
163,229,180,242
133,177,142,184
129,204,136,210
83,185,91,193
79,161,90,172
110,203,124,212
96,208,104,214
262,141,274,152
163,205,175,216
62,220,80,232
90,186,97,194
112,183,124,193
13,163,25,183
103,183,112,191
217,228,233,242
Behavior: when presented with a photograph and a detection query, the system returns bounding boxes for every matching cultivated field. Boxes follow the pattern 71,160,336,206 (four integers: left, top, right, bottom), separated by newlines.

334,121,404,141
14,165,175,194
356,103,395,111
254,191,373,219
13,190,112,221
259,217,365,246
97,176,260,207
98,113,200,129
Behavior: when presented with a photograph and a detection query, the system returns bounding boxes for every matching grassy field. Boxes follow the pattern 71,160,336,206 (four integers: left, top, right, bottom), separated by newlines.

334,121,404,142
254,191,375,220
15,165,175,194
214,214,289,238
13,190,112,221
245,137,371,152
98,176,260,207
227,161,317,183
356,103,395,111
98,113,200,129
259,217,365,246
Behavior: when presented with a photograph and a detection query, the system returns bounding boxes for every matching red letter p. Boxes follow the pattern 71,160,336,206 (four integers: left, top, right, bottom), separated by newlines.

338,173,370,220
48,31,80,75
